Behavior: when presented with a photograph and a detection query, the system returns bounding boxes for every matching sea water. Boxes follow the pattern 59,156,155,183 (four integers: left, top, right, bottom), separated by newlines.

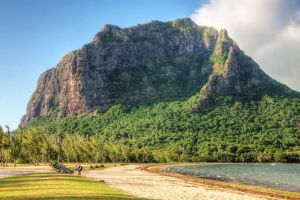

167,163,300,192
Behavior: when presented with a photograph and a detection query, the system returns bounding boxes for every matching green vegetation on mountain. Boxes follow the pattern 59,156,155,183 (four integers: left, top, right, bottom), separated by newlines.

1,95,299,164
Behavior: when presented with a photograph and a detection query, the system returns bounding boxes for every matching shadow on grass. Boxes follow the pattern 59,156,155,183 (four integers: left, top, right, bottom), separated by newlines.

0,173,97,186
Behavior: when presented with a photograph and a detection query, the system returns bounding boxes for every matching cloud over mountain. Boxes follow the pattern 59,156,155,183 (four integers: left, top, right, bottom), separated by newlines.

191,0,300,91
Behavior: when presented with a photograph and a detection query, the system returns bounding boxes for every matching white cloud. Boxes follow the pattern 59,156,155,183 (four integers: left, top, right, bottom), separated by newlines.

191,0,300,91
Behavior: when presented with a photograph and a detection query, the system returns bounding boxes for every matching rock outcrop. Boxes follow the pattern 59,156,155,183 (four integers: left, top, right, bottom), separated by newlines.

21,18,298,124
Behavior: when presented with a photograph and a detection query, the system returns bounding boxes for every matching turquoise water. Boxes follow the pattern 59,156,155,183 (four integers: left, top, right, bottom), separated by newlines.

167,163,300,192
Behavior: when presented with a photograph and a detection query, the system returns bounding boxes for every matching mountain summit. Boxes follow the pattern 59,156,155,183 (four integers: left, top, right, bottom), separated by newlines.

21,18,298,124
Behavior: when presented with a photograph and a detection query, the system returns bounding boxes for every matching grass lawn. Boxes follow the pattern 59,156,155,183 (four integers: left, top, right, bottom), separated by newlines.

0,173,144,200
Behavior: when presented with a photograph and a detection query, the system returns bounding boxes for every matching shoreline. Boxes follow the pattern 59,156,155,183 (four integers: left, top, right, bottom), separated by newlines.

83,164,274,200
1,163,299,200
143,163,300,200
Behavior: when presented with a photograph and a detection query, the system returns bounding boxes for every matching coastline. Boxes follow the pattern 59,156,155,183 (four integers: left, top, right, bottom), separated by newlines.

83,164,274,200
143,163,300,200
1,163,299,199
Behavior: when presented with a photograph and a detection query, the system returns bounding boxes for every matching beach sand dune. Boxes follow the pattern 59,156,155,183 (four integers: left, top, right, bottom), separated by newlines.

83,164,273,200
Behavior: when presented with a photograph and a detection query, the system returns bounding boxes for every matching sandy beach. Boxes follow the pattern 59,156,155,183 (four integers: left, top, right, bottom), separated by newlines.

83,164,275,200
1,164,296,200
0,166,52,178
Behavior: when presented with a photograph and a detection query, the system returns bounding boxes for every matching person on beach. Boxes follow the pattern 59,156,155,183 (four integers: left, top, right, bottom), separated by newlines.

76,164,83,175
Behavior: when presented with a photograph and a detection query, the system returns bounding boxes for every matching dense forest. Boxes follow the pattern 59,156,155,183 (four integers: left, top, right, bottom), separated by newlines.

0,96,299,165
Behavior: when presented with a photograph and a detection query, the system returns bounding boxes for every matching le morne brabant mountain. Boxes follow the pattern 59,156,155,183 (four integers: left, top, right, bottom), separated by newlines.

19,18,300,163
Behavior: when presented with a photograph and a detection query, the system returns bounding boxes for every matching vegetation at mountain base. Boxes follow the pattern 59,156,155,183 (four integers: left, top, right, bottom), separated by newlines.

1,96,299,164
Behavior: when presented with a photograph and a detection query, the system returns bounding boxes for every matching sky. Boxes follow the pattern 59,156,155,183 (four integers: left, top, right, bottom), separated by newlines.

0,0,299,130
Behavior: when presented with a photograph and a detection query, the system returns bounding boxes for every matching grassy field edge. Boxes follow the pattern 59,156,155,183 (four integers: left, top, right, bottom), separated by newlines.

0,172,145,200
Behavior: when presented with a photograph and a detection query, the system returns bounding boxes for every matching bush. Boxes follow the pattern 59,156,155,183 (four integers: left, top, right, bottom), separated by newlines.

15,158,26,164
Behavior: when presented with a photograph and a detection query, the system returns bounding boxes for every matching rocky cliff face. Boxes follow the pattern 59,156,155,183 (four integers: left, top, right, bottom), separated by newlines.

21,18,297,124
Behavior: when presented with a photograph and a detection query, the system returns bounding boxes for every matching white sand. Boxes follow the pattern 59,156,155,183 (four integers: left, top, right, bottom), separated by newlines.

0,166,52,178
83,164,275,200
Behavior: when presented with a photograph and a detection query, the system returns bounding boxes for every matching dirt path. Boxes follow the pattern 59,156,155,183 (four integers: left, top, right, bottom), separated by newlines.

83,164,272,200
0,166,52,178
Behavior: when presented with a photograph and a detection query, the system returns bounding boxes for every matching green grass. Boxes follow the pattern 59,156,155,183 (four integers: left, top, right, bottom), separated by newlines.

0,173,144,200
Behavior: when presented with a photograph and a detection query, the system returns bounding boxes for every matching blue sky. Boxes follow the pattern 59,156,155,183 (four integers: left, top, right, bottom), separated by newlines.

0,0,205,129
1,0,299,130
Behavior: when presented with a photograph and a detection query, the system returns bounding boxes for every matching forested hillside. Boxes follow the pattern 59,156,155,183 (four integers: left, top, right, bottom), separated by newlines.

1,96,299,165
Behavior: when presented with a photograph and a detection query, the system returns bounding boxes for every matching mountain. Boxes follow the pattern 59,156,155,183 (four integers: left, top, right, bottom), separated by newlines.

21,18,298,124
19,18,300,163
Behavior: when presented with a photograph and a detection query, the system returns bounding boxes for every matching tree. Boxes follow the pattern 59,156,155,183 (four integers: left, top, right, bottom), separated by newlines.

7,132,21,167
0,126,4,166
21,128,45,165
